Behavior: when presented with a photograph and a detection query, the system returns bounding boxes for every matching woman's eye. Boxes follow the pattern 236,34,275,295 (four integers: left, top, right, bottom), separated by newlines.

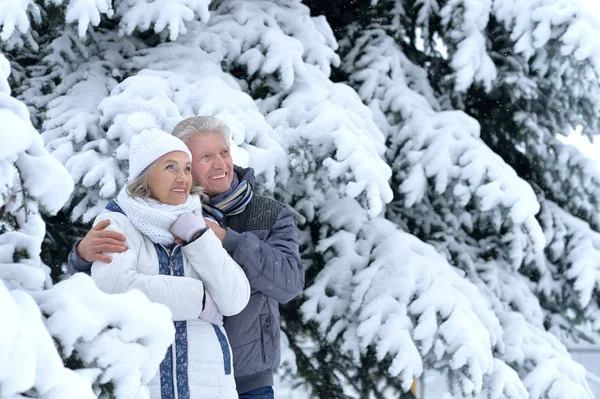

185,166,191,172
165,164,174,169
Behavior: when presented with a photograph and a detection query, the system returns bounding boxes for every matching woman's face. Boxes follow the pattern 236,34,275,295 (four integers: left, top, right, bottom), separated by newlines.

147,151,192,205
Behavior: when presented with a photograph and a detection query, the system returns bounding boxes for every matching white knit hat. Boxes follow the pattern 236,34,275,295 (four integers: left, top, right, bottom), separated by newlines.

128,128,192,181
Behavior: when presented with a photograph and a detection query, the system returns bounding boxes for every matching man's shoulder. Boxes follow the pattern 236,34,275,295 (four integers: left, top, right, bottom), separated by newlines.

227,195,290,232
250,194,287,213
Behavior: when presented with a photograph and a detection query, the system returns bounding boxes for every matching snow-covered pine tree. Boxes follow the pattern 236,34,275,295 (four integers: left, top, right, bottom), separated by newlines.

0,51,174,399
0,50,94,399
354,0,600,344
2,0,600,398
318,0,600,397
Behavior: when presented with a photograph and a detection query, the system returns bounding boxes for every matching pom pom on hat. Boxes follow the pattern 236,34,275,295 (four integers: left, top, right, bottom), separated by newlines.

126,118,192,181
120,111,164,142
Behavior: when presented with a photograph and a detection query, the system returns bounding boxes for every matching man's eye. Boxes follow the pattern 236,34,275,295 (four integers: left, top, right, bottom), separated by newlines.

185,166,191,172
222,150,230,157
165,164,174,169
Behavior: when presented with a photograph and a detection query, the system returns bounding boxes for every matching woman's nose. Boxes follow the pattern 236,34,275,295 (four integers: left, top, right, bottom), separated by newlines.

176,169,188,181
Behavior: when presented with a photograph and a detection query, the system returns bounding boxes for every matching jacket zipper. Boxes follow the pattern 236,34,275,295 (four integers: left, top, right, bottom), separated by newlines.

171,249,179,399
160,244,179,399
261,296,266,363
260,333,266,362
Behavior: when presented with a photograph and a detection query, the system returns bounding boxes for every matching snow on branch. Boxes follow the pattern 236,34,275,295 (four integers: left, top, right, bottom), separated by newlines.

500,310,592,399
0,50,9,92
1,0,210,43
301,215,532,398
409,0,600,93
261,64,393,219
116,0,211,41
517,112,600,230
207,5,392,217
495,0,600,76
32,274,174,398
30,32,138,222
0,54,74,290
538,201,600,313
0,280,96,399
343,29,545,269
0,0,35,41
395,109,545,268
0,0,113,42
440,0,497,92
65,0,113,37
206,0,340,90
469,258,593,398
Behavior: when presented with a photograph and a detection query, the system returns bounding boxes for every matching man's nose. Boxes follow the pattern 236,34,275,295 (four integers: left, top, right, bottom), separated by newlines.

213,155,226,169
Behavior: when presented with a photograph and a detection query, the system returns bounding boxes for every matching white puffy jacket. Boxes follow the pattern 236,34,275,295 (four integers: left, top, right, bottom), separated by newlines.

91,203,251,399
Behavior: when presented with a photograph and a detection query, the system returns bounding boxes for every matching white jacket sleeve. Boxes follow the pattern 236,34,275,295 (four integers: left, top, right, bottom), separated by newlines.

183,229,250,316
91,215,205,321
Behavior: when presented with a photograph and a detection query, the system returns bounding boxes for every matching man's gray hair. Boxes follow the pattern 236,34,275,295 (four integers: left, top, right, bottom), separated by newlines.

127,165,204,199
171,116,231,146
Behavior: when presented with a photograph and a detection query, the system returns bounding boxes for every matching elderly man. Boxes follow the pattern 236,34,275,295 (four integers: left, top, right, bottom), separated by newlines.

67,116,305,399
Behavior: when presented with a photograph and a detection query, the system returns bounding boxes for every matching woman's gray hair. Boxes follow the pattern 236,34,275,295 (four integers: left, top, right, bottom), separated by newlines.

171,116,231,146
127,165,204,199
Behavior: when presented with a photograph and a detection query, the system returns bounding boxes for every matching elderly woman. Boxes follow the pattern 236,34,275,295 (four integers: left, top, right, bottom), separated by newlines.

90,126,250,398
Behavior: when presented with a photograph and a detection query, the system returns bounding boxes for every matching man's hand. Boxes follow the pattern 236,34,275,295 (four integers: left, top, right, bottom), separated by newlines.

77,219,128,263
205,218,226,242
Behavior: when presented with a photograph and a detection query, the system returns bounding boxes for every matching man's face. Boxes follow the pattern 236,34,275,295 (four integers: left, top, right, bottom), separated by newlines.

187,131,234,197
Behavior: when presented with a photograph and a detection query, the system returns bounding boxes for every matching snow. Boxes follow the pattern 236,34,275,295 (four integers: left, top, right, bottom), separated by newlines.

0,54,74,245
0,53,174,398
0,0,33,41
2,0,600,398
570,348,600,398
33,274,174,398
0,103,74,217
0,232,47,291
0,281,96,399
345,28,545,270
117,0,211,41
65,0,113,37
302,216,511,396
496,0,600,75
0,273,175,399
440,0,497,91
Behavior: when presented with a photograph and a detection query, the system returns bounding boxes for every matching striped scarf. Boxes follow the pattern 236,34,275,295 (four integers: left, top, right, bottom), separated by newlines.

202,169,253,222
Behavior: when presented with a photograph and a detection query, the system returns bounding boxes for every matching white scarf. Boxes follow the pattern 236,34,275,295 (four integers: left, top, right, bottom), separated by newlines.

116,187,202,245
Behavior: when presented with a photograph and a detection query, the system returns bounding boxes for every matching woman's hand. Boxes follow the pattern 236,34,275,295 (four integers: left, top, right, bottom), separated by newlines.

170,210,207,242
